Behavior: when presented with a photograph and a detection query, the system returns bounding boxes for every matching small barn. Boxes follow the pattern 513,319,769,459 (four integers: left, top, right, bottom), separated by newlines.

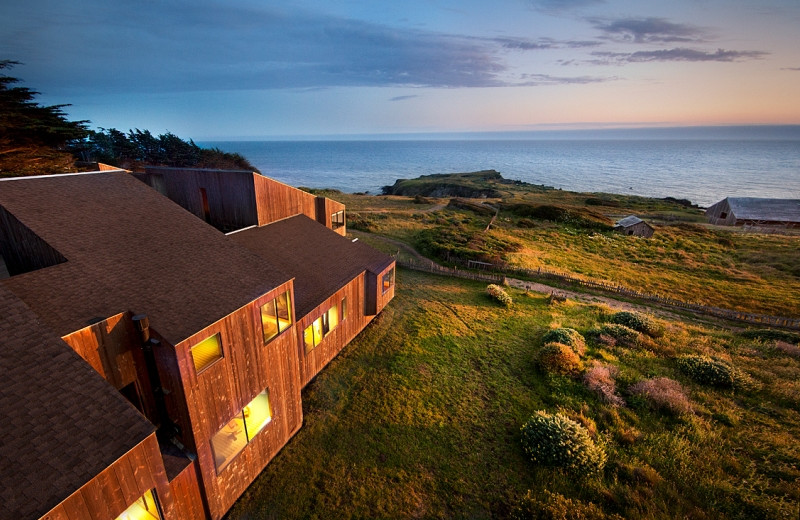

614,215,654,238
706,197,800,228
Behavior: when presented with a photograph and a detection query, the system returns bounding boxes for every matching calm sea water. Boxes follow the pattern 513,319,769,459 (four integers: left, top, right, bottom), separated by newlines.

200,138,800,207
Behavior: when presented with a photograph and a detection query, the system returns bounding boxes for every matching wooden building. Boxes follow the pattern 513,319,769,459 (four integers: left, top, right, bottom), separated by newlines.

0,169,394,520
705,197,800,228
614,215,655,238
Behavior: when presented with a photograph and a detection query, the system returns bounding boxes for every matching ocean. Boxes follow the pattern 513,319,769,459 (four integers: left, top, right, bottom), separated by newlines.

201,130,800,207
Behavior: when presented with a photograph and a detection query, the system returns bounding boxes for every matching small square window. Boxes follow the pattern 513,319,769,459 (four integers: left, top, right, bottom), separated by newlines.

191,333,222,373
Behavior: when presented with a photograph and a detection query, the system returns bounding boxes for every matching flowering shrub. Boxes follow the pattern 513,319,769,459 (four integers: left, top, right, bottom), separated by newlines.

609,311,664,338
538,343,583,376
583,363,624,407
629,377,691,414
542,328,586,356
520,411,607,474
677,355,748,389
599,323,640,347
487,284,513,307
774,341,800,358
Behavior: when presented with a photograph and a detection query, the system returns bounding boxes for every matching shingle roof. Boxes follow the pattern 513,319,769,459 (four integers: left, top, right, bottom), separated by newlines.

0,285,155,520
0,171,291,344
725,197,800,223
230,215,394,317
615,215,644,227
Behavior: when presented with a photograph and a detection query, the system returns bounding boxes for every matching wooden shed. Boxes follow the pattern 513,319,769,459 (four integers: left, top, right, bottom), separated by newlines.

706,197,800,228
614,215,654,238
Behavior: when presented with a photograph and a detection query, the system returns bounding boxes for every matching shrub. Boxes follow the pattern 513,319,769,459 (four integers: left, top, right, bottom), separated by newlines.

599,324,640,347
486,284,513,307
511,490,611,520
583,363,624,407
542,328,586,355
609,311,663,338
629,377,692,414
774,341,800,358
676,355,748,389
539,343,583,376
739,328,800,344
520,411,607,474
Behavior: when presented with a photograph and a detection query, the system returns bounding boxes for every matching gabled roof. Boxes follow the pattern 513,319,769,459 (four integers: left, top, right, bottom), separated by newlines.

230,215,394,317
724,197,800,223
615,215,646,228
0,285,154,520
0,171,291,344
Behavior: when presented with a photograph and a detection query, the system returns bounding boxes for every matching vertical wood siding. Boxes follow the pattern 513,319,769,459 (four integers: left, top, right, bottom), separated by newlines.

252,175,318,226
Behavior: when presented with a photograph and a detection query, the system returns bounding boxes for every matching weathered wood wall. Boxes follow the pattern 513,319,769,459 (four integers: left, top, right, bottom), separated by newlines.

296,273,372,387
40,433,175,520
617,221,654,238
137,169,260,232
172,281,303,520
705,199,736,226
0,204,66,276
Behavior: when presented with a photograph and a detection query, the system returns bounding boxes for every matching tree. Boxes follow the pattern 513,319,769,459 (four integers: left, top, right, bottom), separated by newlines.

0,60,89,176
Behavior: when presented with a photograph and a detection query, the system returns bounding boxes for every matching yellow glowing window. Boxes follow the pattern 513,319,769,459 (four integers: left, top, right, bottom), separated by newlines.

115,489,161,520
304,317,323,352
190,333,222,373
243,390,272,439
261,291,292,344
325,305,338,335
382,268,394,293
210,388,273,473
341,298,347,321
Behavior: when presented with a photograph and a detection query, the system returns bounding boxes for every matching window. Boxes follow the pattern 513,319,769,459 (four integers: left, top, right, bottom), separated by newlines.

341,298,347,321
261,290,292,344
720,211,728,219
210,389,272,472
331,210,345,230
382,267,395,294
191,333,222,373
303,302,342,353
115,489,162,520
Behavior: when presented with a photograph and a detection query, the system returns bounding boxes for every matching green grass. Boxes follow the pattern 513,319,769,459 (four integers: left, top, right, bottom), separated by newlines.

225,270,800,519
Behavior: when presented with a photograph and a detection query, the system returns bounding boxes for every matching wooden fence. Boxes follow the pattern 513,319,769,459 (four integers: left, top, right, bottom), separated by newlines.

398,256,800,330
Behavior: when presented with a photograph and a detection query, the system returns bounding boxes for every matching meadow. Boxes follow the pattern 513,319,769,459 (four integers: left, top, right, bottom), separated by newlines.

225,269,800,519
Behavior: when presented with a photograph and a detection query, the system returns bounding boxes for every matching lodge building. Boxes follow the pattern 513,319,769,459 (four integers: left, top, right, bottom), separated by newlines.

0,168,395,520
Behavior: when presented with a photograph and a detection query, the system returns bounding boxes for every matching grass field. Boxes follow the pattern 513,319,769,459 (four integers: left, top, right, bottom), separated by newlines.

225,269,800,519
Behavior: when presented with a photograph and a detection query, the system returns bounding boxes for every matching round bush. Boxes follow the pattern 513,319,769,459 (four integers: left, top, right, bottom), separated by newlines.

609,311,663,337
538,343,583,376
486,284,513,307
599,323,640,346
542,328,586,355
520,411,607,474
677,355,746,389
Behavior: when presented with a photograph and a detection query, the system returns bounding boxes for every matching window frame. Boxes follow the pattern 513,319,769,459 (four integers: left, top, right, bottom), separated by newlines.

211,389,273,474
190,333,223,374
382,267,395,294
331,209,345,230
114,489,163,520
260,290,293,345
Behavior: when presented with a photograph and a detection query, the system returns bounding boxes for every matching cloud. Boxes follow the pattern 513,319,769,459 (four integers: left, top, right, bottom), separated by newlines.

590,17,707,43
390,95,419,101
494,37,600,50
590,48,769,64
782,67,800,71
517,73,614,85
528,0,604,13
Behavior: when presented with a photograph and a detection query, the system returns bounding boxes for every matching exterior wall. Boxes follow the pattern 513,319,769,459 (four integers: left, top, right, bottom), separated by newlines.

137,169,260,232
62,313,159,424
167,461,206,520
40,433,175,520
316,196,347,236
366,262,396,317
616,222,654,238
172,281,303,520
253,174,318,227
706,199,737,226
296,274,369,387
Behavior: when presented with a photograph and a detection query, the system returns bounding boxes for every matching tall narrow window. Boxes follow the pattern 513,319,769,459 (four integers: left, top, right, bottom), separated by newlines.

199,188,211,223
327,305,339,333
382,267,395,294
261,290,292,344
341,298,347,321
191,333,222,373
331,210,345,230
115,489,162,520
304,317,323,352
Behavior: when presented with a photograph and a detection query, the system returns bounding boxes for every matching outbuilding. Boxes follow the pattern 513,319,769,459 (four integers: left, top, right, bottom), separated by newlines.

614,215,654,238
706,197,800,228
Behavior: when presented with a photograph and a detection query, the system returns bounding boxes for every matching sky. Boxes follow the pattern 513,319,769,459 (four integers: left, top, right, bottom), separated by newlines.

1,0,799,139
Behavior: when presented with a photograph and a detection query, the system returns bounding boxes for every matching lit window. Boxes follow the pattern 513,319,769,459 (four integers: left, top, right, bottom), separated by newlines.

331,210,345,230
382,268,394,293
341,298,347,321
115,489,162,520
261,290,292,344
304,317,323,352
211,389,272,473
326,305,339,334
191,333,222,373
